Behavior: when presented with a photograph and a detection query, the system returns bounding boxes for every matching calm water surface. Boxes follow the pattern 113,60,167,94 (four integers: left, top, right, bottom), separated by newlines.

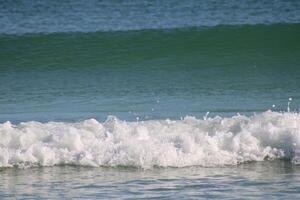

1,161,300,199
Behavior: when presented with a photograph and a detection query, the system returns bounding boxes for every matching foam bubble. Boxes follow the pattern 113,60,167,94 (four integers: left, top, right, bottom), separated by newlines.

1,111,300,168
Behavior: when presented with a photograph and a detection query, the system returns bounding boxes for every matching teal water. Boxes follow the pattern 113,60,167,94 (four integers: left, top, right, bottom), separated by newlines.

1,24,300,123
1,0,300,199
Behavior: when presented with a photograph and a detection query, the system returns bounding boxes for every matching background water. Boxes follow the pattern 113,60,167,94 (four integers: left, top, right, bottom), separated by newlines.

1,0,300,199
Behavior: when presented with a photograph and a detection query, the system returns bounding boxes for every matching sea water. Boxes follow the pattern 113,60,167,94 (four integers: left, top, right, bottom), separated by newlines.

1,0,300,199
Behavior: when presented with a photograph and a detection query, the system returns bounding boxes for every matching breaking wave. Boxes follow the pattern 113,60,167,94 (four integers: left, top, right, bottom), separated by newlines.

1,111,300,169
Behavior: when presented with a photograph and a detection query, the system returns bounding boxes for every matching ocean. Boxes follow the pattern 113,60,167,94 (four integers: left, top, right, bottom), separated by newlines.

1,0,300,199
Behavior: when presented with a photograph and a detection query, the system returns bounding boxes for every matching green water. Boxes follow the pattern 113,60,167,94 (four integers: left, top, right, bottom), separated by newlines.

1,24,300,122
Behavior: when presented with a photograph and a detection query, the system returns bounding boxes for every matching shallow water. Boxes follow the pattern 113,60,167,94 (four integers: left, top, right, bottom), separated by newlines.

1,161,300,199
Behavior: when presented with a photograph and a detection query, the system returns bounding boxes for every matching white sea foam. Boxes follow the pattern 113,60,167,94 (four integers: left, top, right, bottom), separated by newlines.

1,111,300,169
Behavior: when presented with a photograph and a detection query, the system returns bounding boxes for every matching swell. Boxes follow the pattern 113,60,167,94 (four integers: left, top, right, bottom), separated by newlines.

1,111,300,169
1,24,300,124
1,24,300,70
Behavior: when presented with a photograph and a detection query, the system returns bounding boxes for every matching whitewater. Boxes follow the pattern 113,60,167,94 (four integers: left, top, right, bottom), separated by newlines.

1,111,300,169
